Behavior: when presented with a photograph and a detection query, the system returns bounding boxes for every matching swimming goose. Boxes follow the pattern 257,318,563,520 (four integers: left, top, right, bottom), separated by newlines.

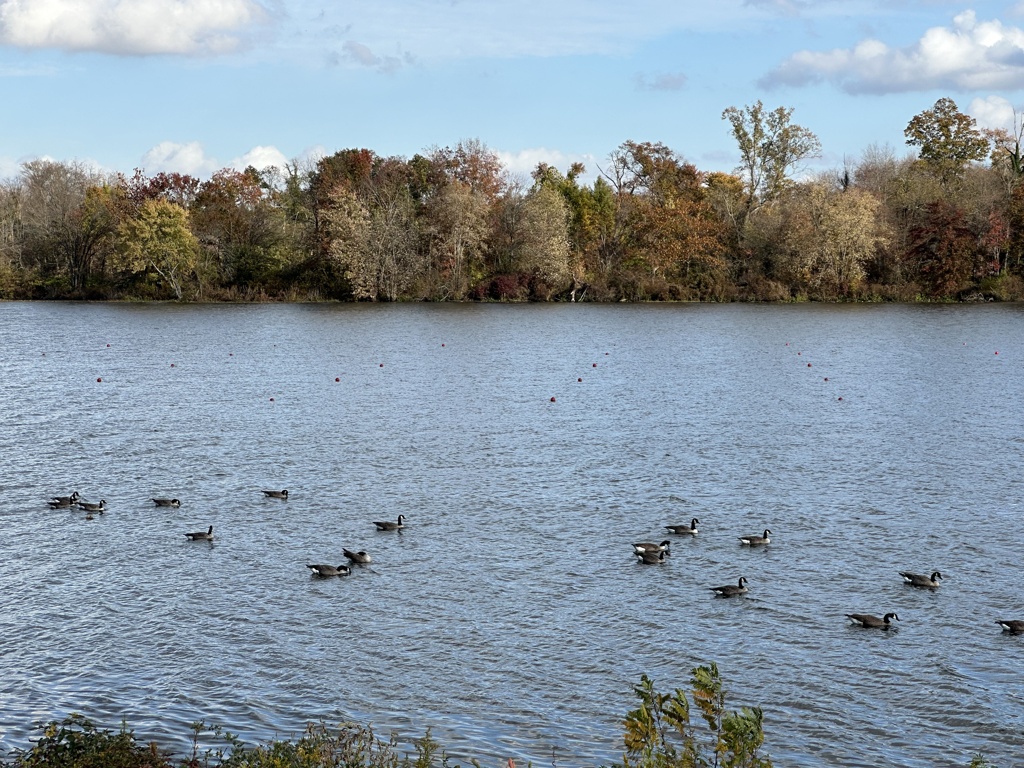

77,500,106,513
343,548,372,565
51,492,80,505
152,498,181,507
262,489,289,499
710,576,749,597
307,564,351,577
373,514,406,531
184,525,214,541
633,540,671,555
899,571,942,588
847,612,900,628
739,529,772,546
666,518,699,535
635,549,666,564
996,620,1024,634
48,498,77,509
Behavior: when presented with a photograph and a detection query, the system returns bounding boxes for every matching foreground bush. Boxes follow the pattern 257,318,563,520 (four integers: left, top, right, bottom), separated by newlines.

0,670,994,767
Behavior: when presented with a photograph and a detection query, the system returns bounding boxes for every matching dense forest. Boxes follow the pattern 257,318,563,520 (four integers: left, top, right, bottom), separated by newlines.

2,96,1023,303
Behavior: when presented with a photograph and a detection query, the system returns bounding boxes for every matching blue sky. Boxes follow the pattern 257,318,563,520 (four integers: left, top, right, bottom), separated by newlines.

2,0,1024,184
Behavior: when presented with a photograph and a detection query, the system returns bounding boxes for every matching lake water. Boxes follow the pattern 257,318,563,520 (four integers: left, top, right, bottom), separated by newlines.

0,301,1022,767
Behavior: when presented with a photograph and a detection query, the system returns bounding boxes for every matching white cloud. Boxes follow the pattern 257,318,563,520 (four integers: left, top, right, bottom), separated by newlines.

969,95,1019,130
762,10,1024,93
496,147,598,183
0,0,267,55
230,145,289,172
141,140,217,176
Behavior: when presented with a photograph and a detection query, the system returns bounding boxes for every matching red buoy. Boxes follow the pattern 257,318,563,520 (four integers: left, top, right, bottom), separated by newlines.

106,344,110,348
807,363,812,367
578,378,582,382
170,363,175,367
441,343,446,347
96,377,102,382
550,396,556,402
335,377,340,382
592,363,597,368
824,377,829,381
838,397,843,401
379,363,384,367
269,397,275,402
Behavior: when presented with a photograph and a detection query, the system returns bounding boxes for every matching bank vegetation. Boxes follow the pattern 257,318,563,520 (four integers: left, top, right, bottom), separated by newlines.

2,98,1023,303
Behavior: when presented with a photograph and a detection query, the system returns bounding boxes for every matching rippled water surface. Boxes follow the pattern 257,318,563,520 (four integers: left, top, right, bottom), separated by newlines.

1,301,1023,767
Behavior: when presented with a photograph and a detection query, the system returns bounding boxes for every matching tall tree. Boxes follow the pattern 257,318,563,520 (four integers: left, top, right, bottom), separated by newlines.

722,101,821,216
904,98,989,186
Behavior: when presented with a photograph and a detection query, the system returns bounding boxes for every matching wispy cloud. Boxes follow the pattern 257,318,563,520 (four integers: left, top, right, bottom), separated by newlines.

0,0,268,56
634,71,688,91
761,10,1024,93
341,40,410,74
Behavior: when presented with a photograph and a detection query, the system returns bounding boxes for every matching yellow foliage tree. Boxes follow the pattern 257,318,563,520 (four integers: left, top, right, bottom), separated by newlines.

115,198,199,299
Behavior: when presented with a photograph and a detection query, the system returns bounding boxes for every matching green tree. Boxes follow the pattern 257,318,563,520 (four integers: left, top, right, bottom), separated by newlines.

904,98,990,186
114,198,199,299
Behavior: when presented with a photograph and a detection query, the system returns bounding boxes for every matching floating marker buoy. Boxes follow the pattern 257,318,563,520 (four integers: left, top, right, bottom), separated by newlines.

578,378,582,382
96,377,102,382
995,351,999,355
335,377,340,382
106,344,110,348
170,363,175,367
269,397,275,402
550,397,556,402
838,397,843,401
824,377,829,381
605,352,609,355
807,363,812,367
379,363,384,367
441,343,445,347
592,363,597,368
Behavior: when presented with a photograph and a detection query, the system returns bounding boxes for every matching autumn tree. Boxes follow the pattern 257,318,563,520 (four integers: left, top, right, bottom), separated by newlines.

907,201,984,297
113,197,199,299
721,101,821,216
425,180,490,299
904,98,989,187
780,179,885,297
320,185,371,298
191,168,285,290
18,159,116,292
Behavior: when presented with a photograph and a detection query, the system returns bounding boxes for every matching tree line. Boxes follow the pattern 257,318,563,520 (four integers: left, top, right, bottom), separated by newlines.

2,96,1023,302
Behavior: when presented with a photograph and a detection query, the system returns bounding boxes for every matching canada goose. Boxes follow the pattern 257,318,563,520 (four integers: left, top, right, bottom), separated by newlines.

262,489,289,499
633,540,671,555
666,518,699,535
77,500,106,513
996,620,1024,634
739,529,772,546
343,548,372,564
48,498,77,509
635,549,666,564
152,498,181,508
373,514,406,531
899,571,942,588
51,491,80,505
184,525,214,541
307,564,351,577
710,576,749,597
847,612,900,628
